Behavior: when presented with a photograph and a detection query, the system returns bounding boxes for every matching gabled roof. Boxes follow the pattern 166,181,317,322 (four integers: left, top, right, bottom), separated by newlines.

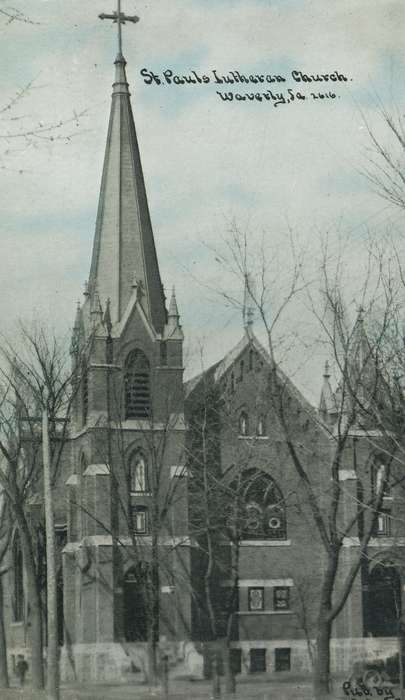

87,54,166,333
185,329,317,419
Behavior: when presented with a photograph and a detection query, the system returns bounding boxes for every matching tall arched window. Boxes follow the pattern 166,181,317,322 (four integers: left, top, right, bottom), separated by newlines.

257,415,266,436
372,460,393,537
125,350,150,419
123,563,150,641
241,469,286,540
239,411,249,436
12,531,24,622
130,453,148,493
365,562,401,636
373,463,391,498
249,349,254,371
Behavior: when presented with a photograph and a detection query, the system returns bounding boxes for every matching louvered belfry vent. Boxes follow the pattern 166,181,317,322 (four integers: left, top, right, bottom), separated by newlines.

125,349,150,418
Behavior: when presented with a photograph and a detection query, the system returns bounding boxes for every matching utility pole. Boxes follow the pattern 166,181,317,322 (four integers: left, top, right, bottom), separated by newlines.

42,390,59,700
398,620,404,700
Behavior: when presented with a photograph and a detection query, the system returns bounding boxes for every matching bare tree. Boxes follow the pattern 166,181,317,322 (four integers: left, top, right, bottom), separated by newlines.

0,6,88,173
205,225,405,699
362,104,405,212
0,321,86,691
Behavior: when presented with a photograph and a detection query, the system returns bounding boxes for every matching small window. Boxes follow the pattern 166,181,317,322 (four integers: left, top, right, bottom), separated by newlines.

131,506,148,534
274,587,290,610
275,648,291,672
239,411,248,436
375,509,392,537
248,587,264,611
130,454,148,493
257,415,266,436
250,648,266,673
55,525,68,550
239,360,244,381
249,349,254,371
230,372,235,393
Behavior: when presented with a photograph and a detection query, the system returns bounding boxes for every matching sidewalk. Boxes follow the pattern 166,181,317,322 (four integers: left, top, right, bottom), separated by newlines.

0,677,390,700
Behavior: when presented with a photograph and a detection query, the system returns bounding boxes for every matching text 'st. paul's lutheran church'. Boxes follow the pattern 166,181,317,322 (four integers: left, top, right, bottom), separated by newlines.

5,7,405,685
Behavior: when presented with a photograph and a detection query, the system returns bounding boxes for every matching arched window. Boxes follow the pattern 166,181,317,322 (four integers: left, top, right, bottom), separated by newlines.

123,563,150,641
249,349,254,371
230,372,235,393
257,415,266,436
241,469,286,540
374,463,391,498
12,531,24,622
239,360,244,381
125,350,150,419
365,562,401,636
130,453,148,493
239,411,249,436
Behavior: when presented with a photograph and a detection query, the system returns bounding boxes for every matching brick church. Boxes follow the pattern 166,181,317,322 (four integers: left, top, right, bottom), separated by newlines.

4,24,405,684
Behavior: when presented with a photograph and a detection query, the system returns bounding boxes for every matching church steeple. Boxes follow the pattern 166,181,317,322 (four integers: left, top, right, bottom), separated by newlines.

319,360,337,422
88,30,166,333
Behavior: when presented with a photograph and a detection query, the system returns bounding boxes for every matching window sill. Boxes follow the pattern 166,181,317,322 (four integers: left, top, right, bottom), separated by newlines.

237,610,292,616
10,621,24,627
238,436,269,441
240,540,291,547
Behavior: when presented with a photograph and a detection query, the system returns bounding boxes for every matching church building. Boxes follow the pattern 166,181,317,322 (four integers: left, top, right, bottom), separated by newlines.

4,13,405,685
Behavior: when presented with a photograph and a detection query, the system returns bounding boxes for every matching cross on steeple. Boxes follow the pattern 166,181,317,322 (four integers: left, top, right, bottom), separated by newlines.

99,0,139,57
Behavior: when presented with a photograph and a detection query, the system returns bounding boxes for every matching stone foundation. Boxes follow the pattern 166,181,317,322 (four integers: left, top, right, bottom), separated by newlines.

59,640,204,683
8,637,399,683
231,637,399,676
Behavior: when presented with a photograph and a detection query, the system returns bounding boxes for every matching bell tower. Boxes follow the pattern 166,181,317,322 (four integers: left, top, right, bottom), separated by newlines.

62,6,193,682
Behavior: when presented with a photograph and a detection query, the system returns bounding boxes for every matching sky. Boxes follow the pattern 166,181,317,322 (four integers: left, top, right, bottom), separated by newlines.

1,0,405,403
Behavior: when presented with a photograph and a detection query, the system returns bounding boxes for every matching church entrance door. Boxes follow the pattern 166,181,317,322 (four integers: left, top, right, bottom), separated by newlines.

366,563,401,637
123,565,149,642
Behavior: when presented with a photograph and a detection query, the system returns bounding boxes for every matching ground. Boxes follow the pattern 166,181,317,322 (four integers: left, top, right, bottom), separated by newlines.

0,677,400,700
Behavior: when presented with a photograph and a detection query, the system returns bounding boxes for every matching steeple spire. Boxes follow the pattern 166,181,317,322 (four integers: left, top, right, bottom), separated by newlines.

168,286,179,320
70,301,82,356
165,287,183,340
88,8,166,332
319,359,336,421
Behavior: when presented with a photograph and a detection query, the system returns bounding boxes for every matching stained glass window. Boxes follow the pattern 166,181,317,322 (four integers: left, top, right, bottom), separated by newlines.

274,587,290,610
248,587,264,611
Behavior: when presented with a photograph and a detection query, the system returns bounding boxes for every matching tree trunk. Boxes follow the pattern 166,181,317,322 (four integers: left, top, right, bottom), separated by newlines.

43,404,59,700
212,653,221,699
223,643,235,694
314,615,332,700
0,577,9,687
17,508,44,689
